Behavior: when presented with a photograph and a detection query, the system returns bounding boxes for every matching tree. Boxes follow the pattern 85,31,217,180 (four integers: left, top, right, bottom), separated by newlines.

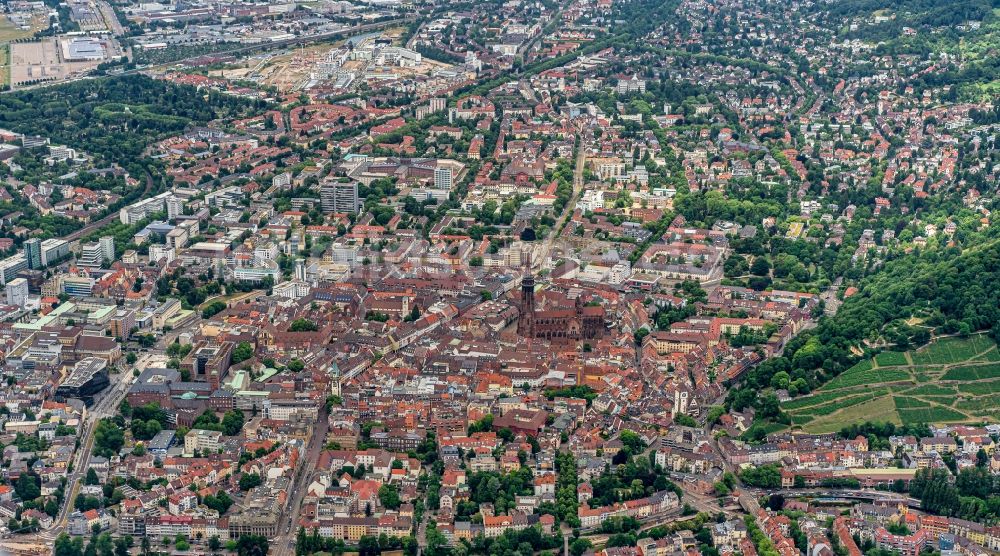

570,538,592,556
359,535,380,556
202,301,227,319
235,534,269,556
289,318,318,332
739,464,782,488
14,472,41,501
239,473,262,491
85,468,100,485
674,413,698,427
74,494,102,512
750,256,771,276
45,497,60,518
204,492,233,515
55,534,83,556
231,342,254,364
222,409,245,436
379,484,401,510
94,418,125,458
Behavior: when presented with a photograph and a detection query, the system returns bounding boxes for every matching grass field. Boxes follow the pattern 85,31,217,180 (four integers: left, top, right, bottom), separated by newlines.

783,334,1000,432
0,17,32,43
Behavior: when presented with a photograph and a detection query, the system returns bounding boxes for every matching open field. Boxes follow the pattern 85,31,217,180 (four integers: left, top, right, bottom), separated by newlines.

0,15,34,43
9,38,106,88
783,334,1000,432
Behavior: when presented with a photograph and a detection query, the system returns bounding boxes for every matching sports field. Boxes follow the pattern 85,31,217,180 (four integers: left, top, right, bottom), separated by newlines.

783,334,1000,433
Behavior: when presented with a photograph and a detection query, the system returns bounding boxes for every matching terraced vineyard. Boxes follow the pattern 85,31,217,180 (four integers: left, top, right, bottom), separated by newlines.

782,334,1000,433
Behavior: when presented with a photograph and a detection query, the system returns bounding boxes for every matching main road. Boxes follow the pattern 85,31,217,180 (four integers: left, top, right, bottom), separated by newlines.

532,134,586,271
35,357,138,542
271,406,330,556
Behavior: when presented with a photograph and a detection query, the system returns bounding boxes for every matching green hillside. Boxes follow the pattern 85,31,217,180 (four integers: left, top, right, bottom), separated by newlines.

784,335,1000,433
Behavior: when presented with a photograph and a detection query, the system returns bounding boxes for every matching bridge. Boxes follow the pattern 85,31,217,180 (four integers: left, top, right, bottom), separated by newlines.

749,488,921,508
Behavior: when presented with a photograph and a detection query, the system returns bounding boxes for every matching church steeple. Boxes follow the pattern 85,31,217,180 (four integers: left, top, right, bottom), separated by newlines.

518,253,535,338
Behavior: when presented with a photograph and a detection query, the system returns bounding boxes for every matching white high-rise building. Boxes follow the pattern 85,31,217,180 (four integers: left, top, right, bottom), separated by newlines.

320,181,359,213
99,236,115,262
78,242,105,268
166,196,184,220
273,172,292,189
5,278,28,308
433,167,453,190
39,239,69,267
149,244,175,264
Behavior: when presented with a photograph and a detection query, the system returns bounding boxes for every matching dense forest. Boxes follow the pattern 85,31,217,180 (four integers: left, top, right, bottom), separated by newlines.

728,239,1000,431
0,75,268,164
816,0,995,28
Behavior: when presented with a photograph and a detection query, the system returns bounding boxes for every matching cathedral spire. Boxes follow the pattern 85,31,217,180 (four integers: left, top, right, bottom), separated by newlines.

518,251,535,338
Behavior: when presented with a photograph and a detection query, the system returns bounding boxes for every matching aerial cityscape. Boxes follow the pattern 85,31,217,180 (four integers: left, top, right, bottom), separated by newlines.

0,0,997,555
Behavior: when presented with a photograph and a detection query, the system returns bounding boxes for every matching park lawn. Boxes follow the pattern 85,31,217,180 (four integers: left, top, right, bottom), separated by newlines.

0,44,7,89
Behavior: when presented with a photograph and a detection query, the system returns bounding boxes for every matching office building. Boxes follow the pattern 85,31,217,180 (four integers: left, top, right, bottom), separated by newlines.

0,255,27,286
40,239,69,267
78,242,105,268
55,357,109,403
24,238,42,270
62,275,95,297
149,244,175,264
320,180,359,213
40,239,69,266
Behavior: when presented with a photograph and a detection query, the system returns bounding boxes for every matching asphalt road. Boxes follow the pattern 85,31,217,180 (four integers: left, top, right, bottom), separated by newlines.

38,359,138,540
271,406,330,556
